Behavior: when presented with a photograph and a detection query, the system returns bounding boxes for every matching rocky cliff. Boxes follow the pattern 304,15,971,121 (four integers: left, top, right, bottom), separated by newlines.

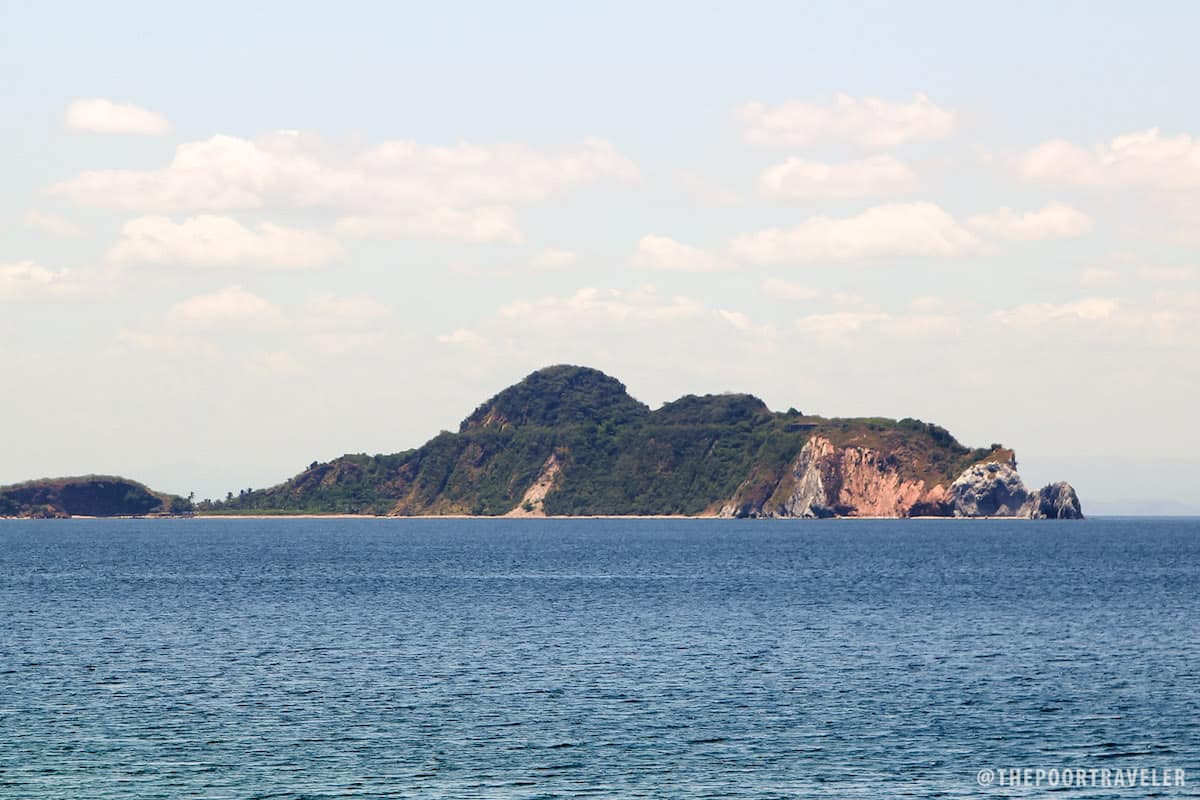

208,365,1083,519
719,440,1081,519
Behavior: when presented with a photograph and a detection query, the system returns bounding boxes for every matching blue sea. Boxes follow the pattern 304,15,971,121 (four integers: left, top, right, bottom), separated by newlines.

1,518,1198,799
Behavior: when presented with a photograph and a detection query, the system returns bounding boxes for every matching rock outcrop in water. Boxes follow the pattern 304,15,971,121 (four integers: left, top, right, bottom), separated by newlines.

948,462,1083,519
205,365,1083,519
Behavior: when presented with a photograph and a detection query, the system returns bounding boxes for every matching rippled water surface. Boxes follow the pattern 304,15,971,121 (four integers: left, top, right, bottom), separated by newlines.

1,517,1198,798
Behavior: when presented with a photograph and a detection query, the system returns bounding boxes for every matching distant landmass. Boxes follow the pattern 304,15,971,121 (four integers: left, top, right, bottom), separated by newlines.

0,476,193,519
197,365,1081,519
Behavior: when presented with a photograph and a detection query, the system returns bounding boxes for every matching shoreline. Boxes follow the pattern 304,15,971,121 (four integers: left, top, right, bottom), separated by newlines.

4,513,1059,521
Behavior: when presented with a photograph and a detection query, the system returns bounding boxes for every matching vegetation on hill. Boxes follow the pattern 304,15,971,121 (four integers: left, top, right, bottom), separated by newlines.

0,476,193,518
203,365,1006,517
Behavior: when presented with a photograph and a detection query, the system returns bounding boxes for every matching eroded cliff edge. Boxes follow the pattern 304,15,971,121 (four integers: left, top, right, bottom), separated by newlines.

719,437,1081,519
208,365,1083,519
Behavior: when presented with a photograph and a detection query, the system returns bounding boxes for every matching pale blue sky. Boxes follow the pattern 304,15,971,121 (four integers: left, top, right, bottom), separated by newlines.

3,1,1199,511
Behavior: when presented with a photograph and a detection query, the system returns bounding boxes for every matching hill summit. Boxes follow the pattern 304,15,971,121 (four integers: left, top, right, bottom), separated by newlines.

461,365,649,431
206,365,1082,519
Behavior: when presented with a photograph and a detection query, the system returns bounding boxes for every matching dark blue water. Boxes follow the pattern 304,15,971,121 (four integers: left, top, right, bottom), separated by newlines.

1,518,1198,799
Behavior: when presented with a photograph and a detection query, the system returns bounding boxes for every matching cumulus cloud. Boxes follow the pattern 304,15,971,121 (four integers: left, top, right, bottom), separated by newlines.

437,328,489,348
966,202,1093,241
303,331,385,356
247,350,305,376
761,278,819,300
107,215,343,269
630,235,733,272
717,309,755,331
991,297,1121,328
47,132,638,214
1138,266,1196,282
334,207,522,244
528,248,578,270
886,314,961,338
305,293,391,326
297,293,392,353
1081,268,1122,287
0,261,75,299
794,310,962,343
22,210,85,237
759,155,920,200
795,312,890,342
676,171,743,206
738,93,955,150
115,329,217,359
167,285,286,329
499,286,706,326
730,202,978,264
1018,128,1200,190
64,98,172,135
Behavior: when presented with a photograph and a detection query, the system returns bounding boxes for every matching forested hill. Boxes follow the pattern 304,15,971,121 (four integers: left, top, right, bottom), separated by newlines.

204,365,1079,518
0,476,193,518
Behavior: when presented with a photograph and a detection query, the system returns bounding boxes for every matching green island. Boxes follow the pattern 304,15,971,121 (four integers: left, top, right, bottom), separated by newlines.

0,475,193,519
1,365,1082,520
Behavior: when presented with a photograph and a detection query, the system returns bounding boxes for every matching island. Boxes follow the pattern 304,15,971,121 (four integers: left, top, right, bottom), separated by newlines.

0,476,193,519
197,365,1081,519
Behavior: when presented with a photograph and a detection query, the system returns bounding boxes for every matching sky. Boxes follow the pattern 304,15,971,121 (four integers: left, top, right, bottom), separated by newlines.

2,1,1199,512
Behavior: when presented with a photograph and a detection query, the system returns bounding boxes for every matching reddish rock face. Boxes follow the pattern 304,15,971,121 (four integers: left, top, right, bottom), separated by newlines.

723,436,1006,519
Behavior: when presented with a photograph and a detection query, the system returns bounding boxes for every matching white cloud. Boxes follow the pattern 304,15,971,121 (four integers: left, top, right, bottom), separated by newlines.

334,206,522,244
759,155,919,200
0,261,73,299
1018,128,1200,190
762,278,819,300
167,286,285,329
65,98,172,136
1138,266,1196,282
303,331,385,355
729,202,978,264
831,292,867,307
909,295,943,311
738,93,955,150
794,310,961,342
304,293,388,321
1081,268,1122,287
886,314,961,338
21,210,85,237
966,202,1093,241
717,309,754,331
631,235,732,272
499,286,706,326
48,132,638,214
795,312,891,342
991,297,1121,328
247,350,305,376
108,215,343,269
676,171,743,206
114,329,217,359
529,248,578,270
438,328,488,348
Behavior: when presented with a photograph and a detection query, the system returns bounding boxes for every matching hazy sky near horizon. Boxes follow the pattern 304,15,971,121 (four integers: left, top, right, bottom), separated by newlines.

3,1,1199,510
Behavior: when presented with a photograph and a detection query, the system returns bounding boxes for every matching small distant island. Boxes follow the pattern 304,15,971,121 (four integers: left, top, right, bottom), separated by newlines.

0,476,193,519
1,365,1083,520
